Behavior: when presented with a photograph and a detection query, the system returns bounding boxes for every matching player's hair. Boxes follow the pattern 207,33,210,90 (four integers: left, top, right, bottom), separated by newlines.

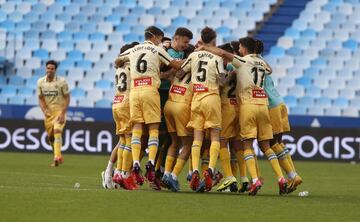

255,39,264,55
162,37,171,43
230,41,240,56
184,44,195,58
144,26,164,40
201,27,217,44
120,42,139,53
46,60,58,69
239,37,256,54
218,43,234,54
174,27,193,39
130,41,140,47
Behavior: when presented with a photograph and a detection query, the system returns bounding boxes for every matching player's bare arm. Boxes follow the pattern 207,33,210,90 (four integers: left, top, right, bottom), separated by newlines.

58,94,70,124
168,59,184,70
38,95,51,118
198,45,235,63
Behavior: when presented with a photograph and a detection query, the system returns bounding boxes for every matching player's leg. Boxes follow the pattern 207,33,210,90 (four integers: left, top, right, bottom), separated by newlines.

112,136,126,188
52,127,64,166
190,129,204,191
119,133,137,190
258,139,288,195
232,140,250,193
168,136,192,192
216,138,237,192
276,134,302,193
201,140,210,174
202,128,220,191
162,133,180,188
131,123,144,185
144,123,160,184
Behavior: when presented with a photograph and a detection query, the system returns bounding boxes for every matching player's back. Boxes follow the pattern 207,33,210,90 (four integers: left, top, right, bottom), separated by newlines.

185,50,224,95
114,63,131,104
233,54,270,105
127,41,171,89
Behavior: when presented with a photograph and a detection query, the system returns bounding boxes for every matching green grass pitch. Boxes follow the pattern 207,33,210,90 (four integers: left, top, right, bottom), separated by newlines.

0,152,360,222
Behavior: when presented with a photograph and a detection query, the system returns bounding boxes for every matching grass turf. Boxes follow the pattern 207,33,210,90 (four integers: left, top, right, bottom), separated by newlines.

0,152,359,222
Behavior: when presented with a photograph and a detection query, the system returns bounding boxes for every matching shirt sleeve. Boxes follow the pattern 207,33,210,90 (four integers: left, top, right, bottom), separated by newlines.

180,55,192,73
61,79,70,95
157,46,173,66
231,55,247,68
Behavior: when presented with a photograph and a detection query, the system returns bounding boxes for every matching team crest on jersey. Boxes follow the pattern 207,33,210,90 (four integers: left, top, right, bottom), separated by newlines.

252,89,267,98
134,77,152,87
113,95,124,103
193,84,208,92
170,85,186,95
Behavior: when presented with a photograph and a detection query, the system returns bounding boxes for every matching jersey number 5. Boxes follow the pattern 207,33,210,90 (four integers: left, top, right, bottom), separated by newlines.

196,61,208,82
136,53,147,73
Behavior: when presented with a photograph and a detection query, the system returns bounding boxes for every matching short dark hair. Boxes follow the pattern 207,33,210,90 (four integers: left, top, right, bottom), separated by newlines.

184,44,195,58
144,26,164,40
162,37,171,43
46,60,58,69
201,27,217,44
239,37,256,54
174,27,193,39
230,41,240,55
120,41,139,54
255,39,264,55
218,43,234,54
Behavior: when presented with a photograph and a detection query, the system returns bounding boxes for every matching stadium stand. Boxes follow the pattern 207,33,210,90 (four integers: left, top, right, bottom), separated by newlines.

0,0,359,118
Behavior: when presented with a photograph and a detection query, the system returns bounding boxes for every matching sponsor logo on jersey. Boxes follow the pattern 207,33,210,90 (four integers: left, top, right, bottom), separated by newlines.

170,85,187,95
193,84,209,92
252,89,267,98
134,77,152,87
113,95,124,104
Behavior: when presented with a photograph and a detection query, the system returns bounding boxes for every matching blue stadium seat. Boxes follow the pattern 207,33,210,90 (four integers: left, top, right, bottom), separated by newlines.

296,76,312,88
95,79,112,90
283,95,297,107
298,96,315,106
33,49,49,60
8,75,24,86
333,97,349,108
95,99,112,108
68,50,84,61
290,106,307,115
0,97,8,105
1,86,17,96
8,97,24,105
77,60,93,70
24,97,38,105
71,88,86,99
89,32,105,41
74,32,89,41
17,87,34,98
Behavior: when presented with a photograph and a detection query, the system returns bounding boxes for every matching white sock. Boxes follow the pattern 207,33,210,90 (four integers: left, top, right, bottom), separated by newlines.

171,173,177,180
133,160,140,167
122,171,129,179
252,178,258,184
164,171,170,176
287,171,297,180
149,160,155,165
105,161,113,175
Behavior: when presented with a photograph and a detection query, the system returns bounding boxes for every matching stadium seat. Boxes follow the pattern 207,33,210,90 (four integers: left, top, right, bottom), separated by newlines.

95,98,112,108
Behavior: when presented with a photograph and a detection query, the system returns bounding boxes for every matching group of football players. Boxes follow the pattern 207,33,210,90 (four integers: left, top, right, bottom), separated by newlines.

100,25,303,195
